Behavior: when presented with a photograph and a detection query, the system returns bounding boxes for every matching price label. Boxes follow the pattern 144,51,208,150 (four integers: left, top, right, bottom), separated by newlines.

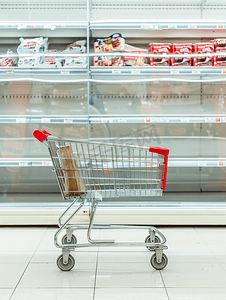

118,118,127,123
218,161,224,166
19,162,29,166
217,24,224,29
168,24,177,29
42,161,52,166
44,24,52,29
131,69,140,74
17,24,27,29
198,162,206,167
16,118,26,123
192,69,201,74
140,24,154,30
112,69,121,74
41,118,50,123
64,118,73,123
6,69,14,74
188,24,197,29
140,24,162,30
205,117,214,123
181,118,190,123
61,70,70,75
171,70,180,74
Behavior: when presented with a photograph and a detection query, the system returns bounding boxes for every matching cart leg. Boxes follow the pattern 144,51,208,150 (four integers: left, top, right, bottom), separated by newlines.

54,198,85,248
87,199,115,244
58,197,80,227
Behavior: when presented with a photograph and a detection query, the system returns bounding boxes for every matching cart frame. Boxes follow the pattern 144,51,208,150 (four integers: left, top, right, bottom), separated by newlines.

33,129,169,271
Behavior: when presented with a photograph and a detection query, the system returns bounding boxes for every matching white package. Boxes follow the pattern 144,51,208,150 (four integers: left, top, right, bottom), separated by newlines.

62,40,87,67
17,37,48,54
18,56,42,67
61,40,86,54
41,50,62,68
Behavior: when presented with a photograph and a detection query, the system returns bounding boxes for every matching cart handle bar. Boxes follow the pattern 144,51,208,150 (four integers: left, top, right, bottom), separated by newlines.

33,130,169,191
149,147,169,191
33,130,51,142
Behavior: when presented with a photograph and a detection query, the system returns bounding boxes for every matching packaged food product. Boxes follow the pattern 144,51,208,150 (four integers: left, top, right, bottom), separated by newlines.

123,44,147,66
18,56,42,67
94,33,125,53
211,38,226,48
17,37,48,53
0,50,17,67
64,56,87,67
94,33,125,67
61,40,86,54
149,43,171,66
61,40,87,67
211,39,226,66
42,50,62,68
171,43,193,66
193,43,214,66
93,55,123,67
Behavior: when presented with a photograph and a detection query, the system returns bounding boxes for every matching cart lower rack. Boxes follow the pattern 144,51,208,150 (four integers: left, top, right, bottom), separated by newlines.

34,130,170,271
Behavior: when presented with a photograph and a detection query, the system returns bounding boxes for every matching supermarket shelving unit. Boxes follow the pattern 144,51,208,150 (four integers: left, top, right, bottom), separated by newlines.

0,0,226,224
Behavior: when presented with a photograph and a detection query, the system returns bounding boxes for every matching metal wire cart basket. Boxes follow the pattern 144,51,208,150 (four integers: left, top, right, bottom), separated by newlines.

33,130,170,271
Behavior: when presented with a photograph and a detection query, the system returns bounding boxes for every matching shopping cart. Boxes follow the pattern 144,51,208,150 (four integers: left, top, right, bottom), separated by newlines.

33,130,170,271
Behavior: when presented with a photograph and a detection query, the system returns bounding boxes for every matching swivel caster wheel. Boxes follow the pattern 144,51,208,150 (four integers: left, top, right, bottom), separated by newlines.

61,234,77,245
145,235,161,251
150,253,168,270
56,254,75,271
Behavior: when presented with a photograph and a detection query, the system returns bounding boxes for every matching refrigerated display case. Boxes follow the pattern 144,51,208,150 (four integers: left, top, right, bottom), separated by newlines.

0,0,226,225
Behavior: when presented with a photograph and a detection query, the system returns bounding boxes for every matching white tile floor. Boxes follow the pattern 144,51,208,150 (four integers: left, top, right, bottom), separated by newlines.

1,226,226,299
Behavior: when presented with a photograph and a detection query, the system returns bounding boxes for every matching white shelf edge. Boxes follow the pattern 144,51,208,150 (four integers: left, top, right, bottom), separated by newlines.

0,158,225,168
0,115,226,124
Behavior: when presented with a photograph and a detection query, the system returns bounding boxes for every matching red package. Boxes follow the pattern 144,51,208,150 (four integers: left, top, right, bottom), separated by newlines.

211,39,226,66
149,43,171,66
171,44,193,67
193,43,214,66
211,38,226,48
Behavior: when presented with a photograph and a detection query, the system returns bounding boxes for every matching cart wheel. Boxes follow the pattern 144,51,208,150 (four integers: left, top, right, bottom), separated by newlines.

207,60,212,65
150,253,168,270
61,234,77,245
145,235,161,251
56,254,75,271
184,61,189,66
163,61,168,66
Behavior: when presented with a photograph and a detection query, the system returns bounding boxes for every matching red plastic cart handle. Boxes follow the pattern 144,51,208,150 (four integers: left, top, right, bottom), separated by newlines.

33,130,51,142
149,147,169,191
149,147,169,156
